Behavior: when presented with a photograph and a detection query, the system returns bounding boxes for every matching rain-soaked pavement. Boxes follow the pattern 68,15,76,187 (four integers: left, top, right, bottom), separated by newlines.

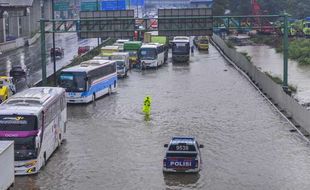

236,45,310,105
0,33,97,92
13,45,310,190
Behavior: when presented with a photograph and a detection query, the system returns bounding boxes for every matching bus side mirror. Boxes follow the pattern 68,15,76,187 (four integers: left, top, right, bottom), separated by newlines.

199,144,204,148
164,144,168,148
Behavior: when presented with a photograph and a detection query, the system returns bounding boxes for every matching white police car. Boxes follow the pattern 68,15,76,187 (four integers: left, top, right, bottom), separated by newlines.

163,136,204,173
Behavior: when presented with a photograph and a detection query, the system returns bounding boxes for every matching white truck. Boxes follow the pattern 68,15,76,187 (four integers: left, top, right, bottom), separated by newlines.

110,52,130,78
0,141,14,190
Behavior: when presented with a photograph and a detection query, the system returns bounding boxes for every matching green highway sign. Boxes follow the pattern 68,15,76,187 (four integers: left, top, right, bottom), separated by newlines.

54,2,69,11
81,2,98,11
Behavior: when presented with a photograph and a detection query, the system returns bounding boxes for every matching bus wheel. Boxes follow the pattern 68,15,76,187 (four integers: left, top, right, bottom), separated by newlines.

43,152,47,167
108,86,112,95
59,134,62,145
92,94,96,102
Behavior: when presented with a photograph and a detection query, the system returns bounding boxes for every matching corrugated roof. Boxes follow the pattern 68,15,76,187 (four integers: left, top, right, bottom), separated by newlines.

0,0,34,7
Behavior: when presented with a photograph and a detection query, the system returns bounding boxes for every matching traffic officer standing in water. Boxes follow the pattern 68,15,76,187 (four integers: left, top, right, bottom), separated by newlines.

143,96,152,116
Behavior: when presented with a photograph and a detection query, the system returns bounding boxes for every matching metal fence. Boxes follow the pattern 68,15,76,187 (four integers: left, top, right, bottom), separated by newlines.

212,34,310,134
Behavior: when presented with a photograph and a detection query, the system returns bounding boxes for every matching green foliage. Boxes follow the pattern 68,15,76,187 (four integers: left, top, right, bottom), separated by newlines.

213,0,310,19
241,52,252,62
288,39,310,65
264,72,297,92
225,40,236,49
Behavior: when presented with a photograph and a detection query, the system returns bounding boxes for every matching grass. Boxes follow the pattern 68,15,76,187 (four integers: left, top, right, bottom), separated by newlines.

264,72,297,93
225,40,236,49
240,52,252,62
250,35,282,47
251,35,310,65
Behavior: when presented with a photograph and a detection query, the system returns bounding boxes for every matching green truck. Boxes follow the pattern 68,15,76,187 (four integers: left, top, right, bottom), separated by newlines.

303,17,310,36
123,41,142,68
150,36,169,63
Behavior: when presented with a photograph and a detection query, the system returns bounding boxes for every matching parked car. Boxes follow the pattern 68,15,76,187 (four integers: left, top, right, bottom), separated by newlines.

50,47,64,58
9,66,27,79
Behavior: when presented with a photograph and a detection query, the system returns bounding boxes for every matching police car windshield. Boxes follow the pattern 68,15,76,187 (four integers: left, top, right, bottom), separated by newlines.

166,153,197,158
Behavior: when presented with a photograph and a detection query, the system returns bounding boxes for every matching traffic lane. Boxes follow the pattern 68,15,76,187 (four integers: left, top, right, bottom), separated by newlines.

14,45,310,190
0,33,98,90
0,32,97,76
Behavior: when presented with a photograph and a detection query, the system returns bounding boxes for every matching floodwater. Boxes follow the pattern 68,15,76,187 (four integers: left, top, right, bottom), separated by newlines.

236,45,310,105
13,46,310,190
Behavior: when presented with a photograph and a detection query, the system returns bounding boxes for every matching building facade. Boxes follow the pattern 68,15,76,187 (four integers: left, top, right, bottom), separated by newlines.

0,0,52,43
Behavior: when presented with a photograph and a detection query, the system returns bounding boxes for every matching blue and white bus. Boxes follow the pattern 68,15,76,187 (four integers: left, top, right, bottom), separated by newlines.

59,60,117,103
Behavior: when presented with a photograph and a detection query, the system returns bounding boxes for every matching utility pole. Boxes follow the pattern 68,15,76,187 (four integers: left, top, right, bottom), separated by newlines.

40,20,47,86
97,0,100,46
283,13,289,92
52,0,57,86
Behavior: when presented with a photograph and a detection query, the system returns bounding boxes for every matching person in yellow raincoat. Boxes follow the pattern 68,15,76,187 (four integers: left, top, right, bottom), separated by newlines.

142,96,152,115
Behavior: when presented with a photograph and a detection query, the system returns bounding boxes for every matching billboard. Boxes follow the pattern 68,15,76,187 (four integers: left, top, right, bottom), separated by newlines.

129,0,144,6
81,2,98,11
158,8,213,36
101,0,126,10
79,10,135,38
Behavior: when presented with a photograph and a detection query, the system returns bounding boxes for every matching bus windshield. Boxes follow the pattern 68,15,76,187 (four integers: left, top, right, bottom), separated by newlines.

0,136,37,161
0,115,37,131
59,72,87,92
116,61,125,69
172,42,190,54
139,48,157,60
199,39,209,44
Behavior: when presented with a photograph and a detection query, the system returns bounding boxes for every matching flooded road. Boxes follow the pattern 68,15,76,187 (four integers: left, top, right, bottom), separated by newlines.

236,45,310,105
13,45,310,190
0,33,97,91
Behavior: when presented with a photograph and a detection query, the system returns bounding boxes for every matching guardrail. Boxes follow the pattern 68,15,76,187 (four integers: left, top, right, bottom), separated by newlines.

35,38,114,87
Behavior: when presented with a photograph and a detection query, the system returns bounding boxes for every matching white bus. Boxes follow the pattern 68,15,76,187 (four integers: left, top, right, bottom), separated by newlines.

0,87,67,175
59,60,117,103
139,43,165,69
172,37,190,62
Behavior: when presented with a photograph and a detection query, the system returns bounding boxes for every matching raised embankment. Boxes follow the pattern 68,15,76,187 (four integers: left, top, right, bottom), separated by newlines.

211,34,310,140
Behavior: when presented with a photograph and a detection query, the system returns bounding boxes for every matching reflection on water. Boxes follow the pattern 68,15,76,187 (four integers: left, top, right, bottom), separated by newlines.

14,176,40,190
236,45,310,104
164,173,200,189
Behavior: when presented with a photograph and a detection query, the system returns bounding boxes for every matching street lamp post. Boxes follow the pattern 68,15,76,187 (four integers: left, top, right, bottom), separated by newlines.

52,0,57,86
97,0,100,46
283,13,289,92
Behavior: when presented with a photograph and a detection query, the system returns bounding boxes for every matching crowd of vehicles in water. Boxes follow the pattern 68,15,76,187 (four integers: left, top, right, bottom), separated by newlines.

0,34,209,176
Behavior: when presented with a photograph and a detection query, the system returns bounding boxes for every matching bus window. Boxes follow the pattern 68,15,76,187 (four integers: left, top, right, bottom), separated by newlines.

59,72,87,92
